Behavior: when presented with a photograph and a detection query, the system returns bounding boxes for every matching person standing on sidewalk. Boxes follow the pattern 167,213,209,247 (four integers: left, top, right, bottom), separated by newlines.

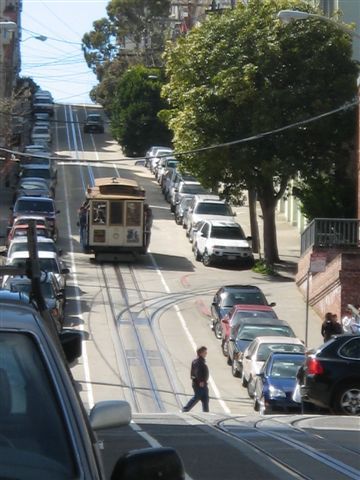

182,346,209,412
321,312,342,342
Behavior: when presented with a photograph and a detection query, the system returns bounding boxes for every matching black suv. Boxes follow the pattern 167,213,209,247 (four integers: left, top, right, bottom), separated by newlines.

300,334,360,415
84,113,104,133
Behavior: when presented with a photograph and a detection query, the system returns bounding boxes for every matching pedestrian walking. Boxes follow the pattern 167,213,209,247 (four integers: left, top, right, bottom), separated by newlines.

182,346,209,412
321,312,343,342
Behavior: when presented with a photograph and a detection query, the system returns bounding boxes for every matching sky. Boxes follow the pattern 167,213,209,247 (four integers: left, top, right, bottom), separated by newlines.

21,0,109,104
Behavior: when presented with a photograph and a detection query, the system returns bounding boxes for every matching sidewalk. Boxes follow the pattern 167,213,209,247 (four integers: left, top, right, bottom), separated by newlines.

234,202,324,349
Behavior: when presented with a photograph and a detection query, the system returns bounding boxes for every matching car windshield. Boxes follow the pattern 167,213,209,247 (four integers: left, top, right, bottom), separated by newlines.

269,359,304,378
257,343,305,362
15,199,54,213
237,325,293,341
0,332,77,477
210,226,245,240
195,203,232,215
32,127,49,134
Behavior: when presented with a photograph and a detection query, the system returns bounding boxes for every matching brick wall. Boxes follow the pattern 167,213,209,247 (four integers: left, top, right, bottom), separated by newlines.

296,247,360,319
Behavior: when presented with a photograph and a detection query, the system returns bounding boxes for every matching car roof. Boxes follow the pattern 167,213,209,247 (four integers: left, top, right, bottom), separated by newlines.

8,236,55,245
8,251,58,259
221,285,263,291
15,196,54,203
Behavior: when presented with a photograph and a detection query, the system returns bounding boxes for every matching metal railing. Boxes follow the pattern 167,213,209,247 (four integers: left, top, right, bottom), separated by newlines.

301,218,360,254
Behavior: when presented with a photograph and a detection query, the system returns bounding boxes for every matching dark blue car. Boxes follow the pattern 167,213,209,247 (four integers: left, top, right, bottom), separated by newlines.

253,352,305,414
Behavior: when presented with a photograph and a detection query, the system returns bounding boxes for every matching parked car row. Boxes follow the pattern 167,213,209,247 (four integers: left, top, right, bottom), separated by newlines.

1,90,70,332
209,284,360,416
145,145,255,268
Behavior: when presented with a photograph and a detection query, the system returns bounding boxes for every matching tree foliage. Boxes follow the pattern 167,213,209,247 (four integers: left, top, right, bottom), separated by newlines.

110,65,171,156
162,0,358,263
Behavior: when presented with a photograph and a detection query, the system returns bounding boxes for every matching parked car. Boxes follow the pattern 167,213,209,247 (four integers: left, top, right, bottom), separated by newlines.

7,237,61,258
0,298,182,479
253,352,306,414
211,284,276,339
14,177,52,201
299,334,360,415
162,167,178,198
167,173,200,209
19,155,57,179
174,196,193,225
32,95,54,115
9,196,59,240
6,224,51,247
6,251,69,290
227,319,296,377
23,144,51,155
83,113,104,133
156,157,179,184
192,220,254,267
170,180,209,213
221,304,279,344
30,124,52,146
2,272,65,331
186,196,236,240
242,336,305,397
145,145,172,168
149,147,173,173
18,166,57,195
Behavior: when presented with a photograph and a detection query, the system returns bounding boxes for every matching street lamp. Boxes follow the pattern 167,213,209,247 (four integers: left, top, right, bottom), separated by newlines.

277,10,360,39
21,34,47,42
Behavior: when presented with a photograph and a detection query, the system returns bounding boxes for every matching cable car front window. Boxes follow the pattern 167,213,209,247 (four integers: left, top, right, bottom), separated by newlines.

92,201,107,224
126,202,141,227
110,201,123,225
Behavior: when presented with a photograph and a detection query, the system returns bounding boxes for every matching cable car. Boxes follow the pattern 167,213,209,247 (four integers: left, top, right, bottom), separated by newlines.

78,177,152,261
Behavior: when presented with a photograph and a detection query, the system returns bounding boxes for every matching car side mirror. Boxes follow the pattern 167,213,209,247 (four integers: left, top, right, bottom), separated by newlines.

58,248,63,256
233,212,237,216
269,302,276,307
61,267,70,274
229,337,235,342
56,210,60,214
111,447,185,480
222,318,229,324
59,329,82,363
256,372,264,377
245,355,251,360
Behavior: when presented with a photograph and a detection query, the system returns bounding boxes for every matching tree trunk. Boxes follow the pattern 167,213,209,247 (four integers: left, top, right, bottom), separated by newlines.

259,199,280,264
248,187,260,255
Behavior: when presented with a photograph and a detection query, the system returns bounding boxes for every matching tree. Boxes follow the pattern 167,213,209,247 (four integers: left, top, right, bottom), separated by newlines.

161,0,358,264
111,65,172,156
82,0,171,106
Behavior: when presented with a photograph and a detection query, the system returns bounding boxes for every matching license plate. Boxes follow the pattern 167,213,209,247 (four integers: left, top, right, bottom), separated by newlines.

227,255,237,260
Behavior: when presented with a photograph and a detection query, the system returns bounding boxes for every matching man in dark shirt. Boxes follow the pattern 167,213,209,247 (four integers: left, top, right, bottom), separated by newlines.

182,346,209,412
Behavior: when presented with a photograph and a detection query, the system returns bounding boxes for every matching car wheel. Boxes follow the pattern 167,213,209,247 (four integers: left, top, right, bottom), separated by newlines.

214,321,222,340
242,375,248,388
170,203,175,213
247,377,254,398
203,251,212,267
232,360,241,378
194,245,201,261
333,384,360,415
254,397,260,412
259,398,269,415
221,339,228,357
175,215,181,225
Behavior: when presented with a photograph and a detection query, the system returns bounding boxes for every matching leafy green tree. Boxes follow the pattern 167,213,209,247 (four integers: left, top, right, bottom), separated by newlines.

161,0,358,263
82,0,170,106
111,66,171,156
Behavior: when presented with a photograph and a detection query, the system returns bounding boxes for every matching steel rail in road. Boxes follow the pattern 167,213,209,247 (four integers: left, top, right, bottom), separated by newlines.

214,415,360,480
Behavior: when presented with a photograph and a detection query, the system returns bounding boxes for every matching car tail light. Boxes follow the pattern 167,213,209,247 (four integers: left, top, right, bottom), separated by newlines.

307,358,324,375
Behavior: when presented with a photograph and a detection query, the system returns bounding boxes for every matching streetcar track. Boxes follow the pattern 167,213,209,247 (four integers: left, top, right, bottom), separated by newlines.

215,415,360,479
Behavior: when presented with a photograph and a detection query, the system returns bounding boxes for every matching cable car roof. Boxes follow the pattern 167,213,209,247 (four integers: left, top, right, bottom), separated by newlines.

86,177,145,199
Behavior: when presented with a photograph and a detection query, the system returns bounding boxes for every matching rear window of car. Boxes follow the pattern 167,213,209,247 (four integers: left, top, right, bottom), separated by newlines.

195,202,232,215
257,343,305,362
237,326,294,341
270,359,304,378
22,169,51,180
15,199,54,213
233,310,276,320
210,226,245,240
